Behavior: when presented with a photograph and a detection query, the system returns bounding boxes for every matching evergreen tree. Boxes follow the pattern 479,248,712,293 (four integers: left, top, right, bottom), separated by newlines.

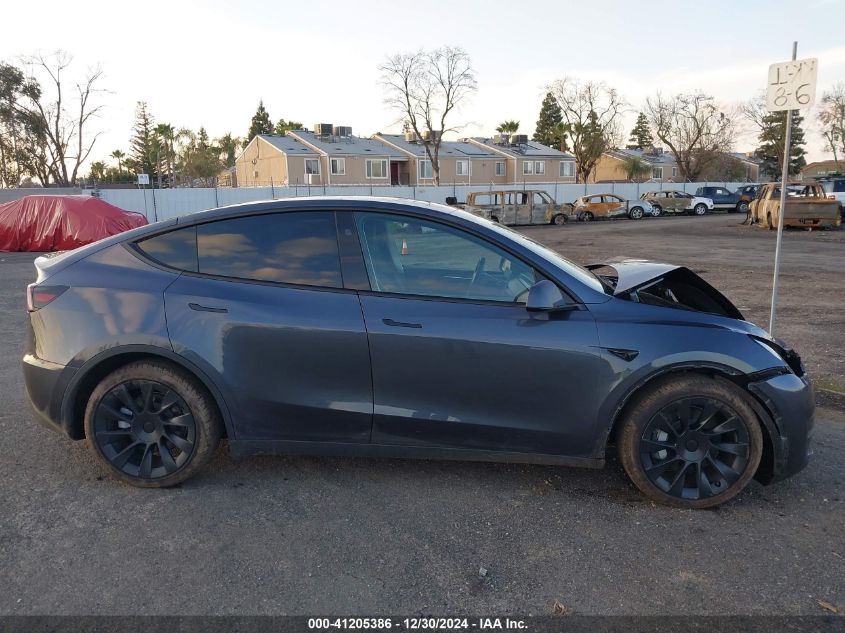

533,92,563,149
245,100,273,146
274,118,303,136
130,102,157,179
627,112,654,150
755,110,807,178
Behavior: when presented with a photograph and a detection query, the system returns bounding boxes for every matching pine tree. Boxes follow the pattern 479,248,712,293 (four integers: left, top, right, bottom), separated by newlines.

274,119,303,135
245,100,274,146
130,102,157,180
755,110,807,178
626,112,654,150
533,92,563,149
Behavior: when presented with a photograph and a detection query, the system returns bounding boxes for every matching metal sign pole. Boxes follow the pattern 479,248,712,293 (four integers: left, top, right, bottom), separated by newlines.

768,41,798,337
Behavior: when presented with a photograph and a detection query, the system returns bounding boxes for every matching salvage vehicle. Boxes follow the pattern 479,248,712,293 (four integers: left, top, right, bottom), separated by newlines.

639,190,714,216
695,186,749,213
818,178,845,221
457,190,573,226
23,197,813,508
749,182,841,230
573,193,654,220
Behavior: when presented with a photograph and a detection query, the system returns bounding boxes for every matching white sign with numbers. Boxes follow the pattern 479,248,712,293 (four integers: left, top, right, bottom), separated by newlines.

137,173,150,185
766,58,818,111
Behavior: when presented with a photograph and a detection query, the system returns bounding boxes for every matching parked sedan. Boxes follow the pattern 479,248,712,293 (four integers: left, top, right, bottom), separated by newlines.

640,190,714,216
573,194,654,220
23,197,813,508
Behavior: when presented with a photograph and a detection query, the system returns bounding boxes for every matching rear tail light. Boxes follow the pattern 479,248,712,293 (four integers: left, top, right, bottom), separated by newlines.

26,284,68,312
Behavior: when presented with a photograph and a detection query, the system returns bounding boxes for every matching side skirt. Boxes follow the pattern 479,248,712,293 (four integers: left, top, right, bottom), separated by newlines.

228,439,605,469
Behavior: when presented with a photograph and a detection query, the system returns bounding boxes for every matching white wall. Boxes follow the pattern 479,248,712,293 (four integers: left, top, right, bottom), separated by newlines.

93,182,755,221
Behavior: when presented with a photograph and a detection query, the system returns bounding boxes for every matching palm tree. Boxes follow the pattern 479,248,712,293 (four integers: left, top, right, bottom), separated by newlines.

110,150,125,177
154,123,176,187
496,120,520,135
551,122,572,152
215,133,241,168
620,155,651,181
89,161,107,181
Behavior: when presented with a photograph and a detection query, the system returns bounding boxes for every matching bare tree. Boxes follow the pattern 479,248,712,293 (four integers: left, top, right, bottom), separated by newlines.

380,47,477,185
15,51,106,186
645,92,736,181
818,82,845,167
548,78,624,183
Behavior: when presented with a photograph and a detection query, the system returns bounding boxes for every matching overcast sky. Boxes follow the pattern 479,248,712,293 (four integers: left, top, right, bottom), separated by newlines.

4,0,844,168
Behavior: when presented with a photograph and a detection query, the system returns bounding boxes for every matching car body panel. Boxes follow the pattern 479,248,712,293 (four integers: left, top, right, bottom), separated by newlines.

695,186,743,210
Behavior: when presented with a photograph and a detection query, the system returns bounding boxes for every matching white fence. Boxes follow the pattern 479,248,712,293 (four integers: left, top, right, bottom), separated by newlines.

4,182,754,222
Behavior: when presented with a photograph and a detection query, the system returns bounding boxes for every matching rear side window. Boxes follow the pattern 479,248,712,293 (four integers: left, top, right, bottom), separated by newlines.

136,227,198,272
196,211,342,287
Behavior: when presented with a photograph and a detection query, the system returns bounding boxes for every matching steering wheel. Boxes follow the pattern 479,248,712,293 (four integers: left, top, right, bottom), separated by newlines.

468,257,486,291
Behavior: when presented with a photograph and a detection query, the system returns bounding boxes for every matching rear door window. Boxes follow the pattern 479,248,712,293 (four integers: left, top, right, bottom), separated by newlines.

136,226,198,272
196,211,342,287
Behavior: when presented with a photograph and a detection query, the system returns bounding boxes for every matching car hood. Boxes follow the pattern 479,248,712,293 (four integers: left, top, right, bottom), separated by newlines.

586,258,745,321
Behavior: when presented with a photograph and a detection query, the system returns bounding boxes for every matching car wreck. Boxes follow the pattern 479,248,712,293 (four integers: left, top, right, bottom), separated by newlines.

749,183,841,230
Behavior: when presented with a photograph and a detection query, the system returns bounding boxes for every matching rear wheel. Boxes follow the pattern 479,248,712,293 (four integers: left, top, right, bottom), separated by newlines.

85,360,222,487
651,205,662,217
693,203,708,216
618,375,763,509
551,213,567,225
629,207,644,220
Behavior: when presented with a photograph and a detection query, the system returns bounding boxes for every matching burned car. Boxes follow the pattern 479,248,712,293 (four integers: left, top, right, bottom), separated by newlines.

640,190,714,216
750,183,841,230
573,194,654,221
458,190,573,226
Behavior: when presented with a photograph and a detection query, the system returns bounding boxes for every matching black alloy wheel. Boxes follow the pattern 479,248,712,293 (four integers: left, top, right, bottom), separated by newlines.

93,379,196,480
638,397,750,501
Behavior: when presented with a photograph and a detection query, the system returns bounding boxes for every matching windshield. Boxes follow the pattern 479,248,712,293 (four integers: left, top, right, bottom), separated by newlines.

487,222,610,294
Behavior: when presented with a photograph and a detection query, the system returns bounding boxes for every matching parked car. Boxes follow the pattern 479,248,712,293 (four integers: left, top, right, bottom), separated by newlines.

572,194,654,221
458,190,573,226
818,178,845,221
735,184,763,206
749,183,841,230
640,190,714,216
23,197,813,508
695,186,748,213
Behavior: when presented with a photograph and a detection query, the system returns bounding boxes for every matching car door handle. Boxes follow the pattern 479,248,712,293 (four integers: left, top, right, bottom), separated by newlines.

382,318,422,329
189,302,228,313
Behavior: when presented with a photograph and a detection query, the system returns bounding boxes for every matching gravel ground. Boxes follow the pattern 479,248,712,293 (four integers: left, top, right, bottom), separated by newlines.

0,213,842,616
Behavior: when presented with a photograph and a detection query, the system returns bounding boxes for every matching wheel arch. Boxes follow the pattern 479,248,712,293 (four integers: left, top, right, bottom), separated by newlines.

61,345,234,441
600,364,781,484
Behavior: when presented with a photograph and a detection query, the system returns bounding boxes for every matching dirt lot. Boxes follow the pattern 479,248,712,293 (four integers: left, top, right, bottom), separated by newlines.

0,213,842,617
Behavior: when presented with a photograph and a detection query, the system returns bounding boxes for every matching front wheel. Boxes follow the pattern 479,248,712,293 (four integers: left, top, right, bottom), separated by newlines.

693,203,707,216
84,360,222,487
580,211,594,222
618,375,763,509
737,201,750,214
551,213,567,226
629,207,644,220
651,205,662,217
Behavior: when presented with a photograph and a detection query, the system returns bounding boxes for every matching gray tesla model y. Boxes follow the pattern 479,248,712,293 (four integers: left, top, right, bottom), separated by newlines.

22,197,813,508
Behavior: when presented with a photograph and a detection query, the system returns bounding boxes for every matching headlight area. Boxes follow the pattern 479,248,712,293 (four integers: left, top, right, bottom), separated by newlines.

749,335,805,377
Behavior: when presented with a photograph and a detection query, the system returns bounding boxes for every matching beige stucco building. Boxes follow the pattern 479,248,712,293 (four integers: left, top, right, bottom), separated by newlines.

467,137,577,184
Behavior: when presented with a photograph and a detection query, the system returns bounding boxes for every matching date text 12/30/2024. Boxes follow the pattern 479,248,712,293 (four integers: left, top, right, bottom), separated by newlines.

308,618,528,630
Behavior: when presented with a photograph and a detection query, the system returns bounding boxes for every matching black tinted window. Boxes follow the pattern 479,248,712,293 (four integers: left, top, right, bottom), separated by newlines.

137,227,198,271
196,212,341,287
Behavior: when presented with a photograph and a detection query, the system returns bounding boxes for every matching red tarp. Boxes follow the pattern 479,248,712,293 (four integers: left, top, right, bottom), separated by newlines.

0,195,148,252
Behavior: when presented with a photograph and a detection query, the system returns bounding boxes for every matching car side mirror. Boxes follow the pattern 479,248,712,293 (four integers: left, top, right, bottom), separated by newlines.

526,280,578,312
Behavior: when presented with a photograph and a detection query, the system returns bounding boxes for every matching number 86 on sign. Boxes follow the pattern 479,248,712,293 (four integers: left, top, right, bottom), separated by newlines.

766,58,818,111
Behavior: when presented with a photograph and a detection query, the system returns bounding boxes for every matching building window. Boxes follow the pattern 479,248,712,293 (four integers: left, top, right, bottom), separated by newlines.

559,161,574,178
330,158,345,176
522,161,534,175
419,159,433,179
495,161,505,176
456,160,471,176
651,167,662,179
671,167,678,178
534,161,545,175
305,159,320,175
366,159,388,179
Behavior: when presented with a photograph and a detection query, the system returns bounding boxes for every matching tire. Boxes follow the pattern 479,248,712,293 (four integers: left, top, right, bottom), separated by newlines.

693,203,708,216
629,207,644,220
737,201,749,214
652,205,662,217
581,211,594,222
84,360,222,488
767,212,774,230
551,213,567,226
618,375,763,509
